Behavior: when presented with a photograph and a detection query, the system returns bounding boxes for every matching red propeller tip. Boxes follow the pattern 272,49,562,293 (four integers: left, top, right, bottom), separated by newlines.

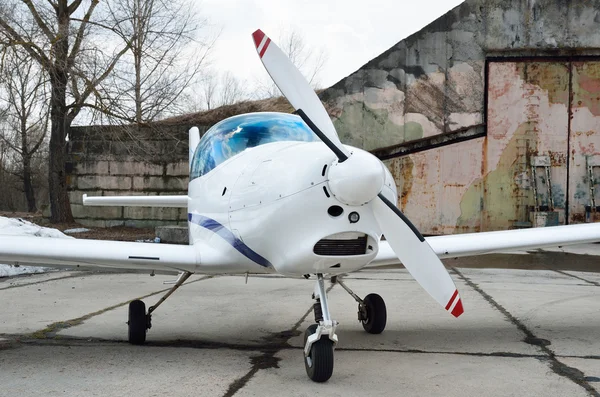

252,29,265,48
451,299,464,318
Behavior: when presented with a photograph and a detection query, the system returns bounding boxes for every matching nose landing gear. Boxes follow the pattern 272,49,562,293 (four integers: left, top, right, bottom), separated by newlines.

303,273,337,382
303,275,388,382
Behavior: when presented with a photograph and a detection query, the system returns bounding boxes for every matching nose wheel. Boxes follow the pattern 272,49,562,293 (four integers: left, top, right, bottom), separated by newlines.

304,273,337,382
303,324,334,382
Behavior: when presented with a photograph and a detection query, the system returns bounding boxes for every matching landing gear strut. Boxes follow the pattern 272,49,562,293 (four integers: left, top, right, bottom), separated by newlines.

303,273,337,382
332,276,387,334
127,271,192,345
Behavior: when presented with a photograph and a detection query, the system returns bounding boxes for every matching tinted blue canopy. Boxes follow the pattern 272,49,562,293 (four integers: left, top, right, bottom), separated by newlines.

190,112,319,179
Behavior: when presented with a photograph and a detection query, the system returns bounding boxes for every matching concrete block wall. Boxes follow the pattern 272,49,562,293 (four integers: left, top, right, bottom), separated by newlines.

67,124,206,228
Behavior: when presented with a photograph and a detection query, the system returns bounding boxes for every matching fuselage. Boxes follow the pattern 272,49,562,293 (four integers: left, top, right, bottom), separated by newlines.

187,139,397,277
182,112,397,276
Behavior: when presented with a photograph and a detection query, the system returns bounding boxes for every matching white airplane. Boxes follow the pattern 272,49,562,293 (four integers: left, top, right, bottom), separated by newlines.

2,29,600,382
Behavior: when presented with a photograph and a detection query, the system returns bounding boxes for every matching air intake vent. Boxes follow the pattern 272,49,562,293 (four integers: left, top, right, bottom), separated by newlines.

313,234,368,256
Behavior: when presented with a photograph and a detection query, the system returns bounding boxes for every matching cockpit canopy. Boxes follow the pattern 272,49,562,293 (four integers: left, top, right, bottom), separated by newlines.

190,112,319,180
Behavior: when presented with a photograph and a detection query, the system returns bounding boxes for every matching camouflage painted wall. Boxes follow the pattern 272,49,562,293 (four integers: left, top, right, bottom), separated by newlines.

321,0,600,234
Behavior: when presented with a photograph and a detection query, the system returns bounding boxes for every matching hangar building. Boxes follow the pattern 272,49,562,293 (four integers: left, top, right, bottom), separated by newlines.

321,0,600,234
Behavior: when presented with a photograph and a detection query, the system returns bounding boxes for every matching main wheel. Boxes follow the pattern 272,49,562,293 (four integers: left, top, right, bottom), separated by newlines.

361,293,387,334
303,324,334,382
128,299,148,345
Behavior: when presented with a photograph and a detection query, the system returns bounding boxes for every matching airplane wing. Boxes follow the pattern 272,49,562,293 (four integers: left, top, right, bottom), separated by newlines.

0,235,198,273
370,223,600,266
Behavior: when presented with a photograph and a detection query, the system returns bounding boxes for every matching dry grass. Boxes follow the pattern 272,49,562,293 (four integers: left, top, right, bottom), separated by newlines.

157,96,296,127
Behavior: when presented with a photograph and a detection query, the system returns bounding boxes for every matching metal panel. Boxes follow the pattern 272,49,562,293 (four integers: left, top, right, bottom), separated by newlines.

385,137,484,235
569,62,600,223
485,61,569,230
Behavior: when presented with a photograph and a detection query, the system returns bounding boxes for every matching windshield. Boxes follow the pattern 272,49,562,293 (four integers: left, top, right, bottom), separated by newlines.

190,112,318,179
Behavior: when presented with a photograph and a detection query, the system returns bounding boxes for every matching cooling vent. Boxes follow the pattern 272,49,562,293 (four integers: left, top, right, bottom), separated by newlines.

313,233,368,256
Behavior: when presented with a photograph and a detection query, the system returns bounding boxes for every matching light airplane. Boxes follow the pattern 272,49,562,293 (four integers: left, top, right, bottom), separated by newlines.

2,30,600,382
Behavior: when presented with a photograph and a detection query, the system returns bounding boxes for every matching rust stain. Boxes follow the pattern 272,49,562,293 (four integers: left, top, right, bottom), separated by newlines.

444,183,466,188
388,157,415,212
571,213,586,223
572,62,600,116
578,141,600,156
399,158,414,211
549,151,566,166
522,62,570,106
481,136,488,176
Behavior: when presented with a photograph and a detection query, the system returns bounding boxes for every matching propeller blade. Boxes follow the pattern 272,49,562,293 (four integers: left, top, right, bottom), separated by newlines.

373,194,464,318
252,29,349,158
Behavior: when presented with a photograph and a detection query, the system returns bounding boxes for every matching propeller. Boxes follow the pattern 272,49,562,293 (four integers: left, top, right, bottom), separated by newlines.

252,29,464,318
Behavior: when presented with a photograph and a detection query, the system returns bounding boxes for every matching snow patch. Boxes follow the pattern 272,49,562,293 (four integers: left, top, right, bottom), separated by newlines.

0,265,50,277
0,217,73,277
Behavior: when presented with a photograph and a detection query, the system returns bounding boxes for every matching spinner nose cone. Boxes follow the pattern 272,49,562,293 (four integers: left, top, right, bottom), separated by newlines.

327,150,385,206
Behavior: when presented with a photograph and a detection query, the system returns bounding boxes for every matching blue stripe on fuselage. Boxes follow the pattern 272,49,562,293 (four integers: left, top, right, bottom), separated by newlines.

188,213,272,268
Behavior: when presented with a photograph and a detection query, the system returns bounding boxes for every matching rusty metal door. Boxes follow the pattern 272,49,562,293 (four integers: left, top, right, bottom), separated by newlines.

486,61,570,230
569,62,600,223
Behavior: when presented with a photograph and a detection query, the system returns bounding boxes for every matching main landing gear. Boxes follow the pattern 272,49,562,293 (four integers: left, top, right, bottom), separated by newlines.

303,274,388,382
333,276,387,334
127,271,192,345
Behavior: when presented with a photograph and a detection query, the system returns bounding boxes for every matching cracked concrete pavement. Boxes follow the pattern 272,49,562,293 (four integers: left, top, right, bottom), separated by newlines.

2,251,600,396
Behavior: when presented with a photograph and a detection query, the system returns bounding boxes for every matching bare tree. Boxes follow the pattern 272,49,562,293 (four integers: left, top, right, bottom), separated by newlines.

202,71,218,111
0,0,132,222
96,0,215,124
218,71,247,107
0,46,48,212
180,69,248,113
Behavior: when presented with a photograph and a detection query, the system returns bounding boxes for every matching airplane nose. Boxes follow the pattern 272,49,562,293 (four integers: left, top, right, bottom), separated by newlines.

327,150,385,206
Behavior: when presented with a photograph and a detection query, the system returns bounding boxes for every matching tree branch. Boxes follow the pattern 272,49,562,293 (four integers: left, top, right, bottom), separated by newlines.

67,0,83,15
71,43,130,116
67,0,99,68
0,17,50,68
30,128,47,154
21,0,55,43
45,0,58,10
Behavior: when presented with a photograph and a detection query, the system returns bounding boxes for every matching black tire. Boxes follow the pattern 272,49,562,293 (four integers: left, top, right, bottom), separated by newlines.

303,324,334,382
361,293,387,334
128,300,147,345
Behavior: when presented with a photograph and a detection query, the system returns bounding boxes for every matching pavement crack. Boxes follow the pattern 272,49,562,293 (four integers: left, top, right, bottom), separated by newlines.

453,268,600,397
551,270,600,287
222,282,336,397
27,276,213,339
336,347,545,359
559,355,600,360
0,272,96,290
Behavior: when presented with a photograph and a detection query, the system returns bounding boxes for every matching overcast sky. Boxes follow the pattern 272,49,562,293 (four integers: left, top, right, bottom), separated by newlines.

200,0,465,89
